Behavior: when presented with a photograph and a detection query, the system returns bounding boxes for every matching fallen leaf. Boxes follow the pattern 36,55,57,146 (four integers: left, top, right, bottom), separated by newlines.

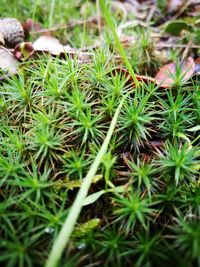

14,42,35,60
13,40,93,63
195,57,200,73
0,47,19,74
0,32,5,45
0,18,24,47
155,57,195,88
32,35,68,55
22,19,43,36
167,0,183,13
32,35,91,61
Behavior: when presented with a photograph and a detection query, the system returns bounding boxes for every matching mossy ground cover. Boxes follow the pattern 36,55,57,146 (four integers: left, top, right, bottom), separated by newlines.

0,1,200,267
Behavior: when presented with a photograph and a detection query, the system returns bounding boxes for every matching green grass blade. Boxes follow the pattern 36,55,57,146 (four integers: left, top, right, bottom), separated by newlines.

99,0,139,87
45,96,126,267
49,0,55,28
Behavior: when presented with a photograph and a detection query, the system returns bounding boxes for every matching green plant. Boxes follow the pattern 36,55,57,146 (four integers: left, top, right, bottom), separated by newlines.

180,183,200,217
118,88,156,150
156,142,200,186
0,151,25,185
128,157,159,197
130,30,160,74
0,221,45,267
190,84,200,124
0,126,26,156
0,1,200,267
65,87,92,117
97,227,133,266
68,107,106,145
170,214,200,266
45,96,126,267
62,148,91,180
1,75,37,123
6,162,53,203
102,150,117,189
158,90,193,140
99,0,139,87
28,123,66,167
132,229,166,267
113,190,157,234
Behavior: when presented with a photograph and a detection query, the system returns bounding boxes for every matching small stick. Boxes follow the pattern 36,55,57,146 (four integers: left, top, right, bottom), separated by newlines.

171,0,191,20
146,5,156,23
181,40,192,61
156,43,200,49
30,17,99,35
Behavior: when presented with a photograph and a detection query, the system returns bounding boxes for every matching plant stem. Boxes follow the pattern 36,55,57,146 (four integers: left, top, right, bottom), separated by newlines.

49,0,55,28
45,96,126,267
99,0,140,87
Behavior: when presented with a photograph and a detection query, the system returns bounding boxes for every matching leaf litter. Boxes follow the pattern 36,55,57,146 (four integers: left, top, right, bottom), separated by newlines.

0,1,200,266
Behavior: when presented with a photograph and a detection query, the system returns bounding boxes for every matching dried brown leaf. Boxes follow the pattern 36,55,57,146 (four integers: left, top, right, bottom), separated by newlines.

195,57,200,73
155,57,195,88
167,0,184,13
0,18,24,47
0,47,19,74
13,40,92,63
22,19,43,36
32,36,68,55
14,42,35,60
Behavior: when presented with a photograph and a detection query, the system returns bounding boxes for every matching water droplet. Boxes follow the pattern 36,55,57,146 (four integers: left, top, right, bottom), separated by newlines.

77,243,86,250
45,227,55,234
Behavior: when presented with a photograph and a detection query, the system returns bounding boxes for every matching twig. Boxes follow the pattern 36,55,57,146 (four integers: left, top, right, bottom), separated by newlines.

146,5,156,23
30,17,100,35
181,40,192,61
156,43,200,49
171,0,192,20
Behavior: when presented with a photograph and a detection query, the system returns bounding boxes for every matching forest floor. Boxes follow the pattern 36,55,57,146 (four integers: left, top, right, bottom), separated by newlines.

0,1,200,267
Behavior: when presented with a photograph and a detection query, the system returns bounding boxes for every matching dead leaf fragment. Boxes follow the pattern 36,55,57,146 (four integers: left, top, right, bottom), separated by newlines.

14,42,35,60
13,39,92,63
155,57,195,88
0,18,24,47
32,35,66,55
0,47,19,74
167,0,184,13
0,32,5,45
22,19,43,36
195,57,200,73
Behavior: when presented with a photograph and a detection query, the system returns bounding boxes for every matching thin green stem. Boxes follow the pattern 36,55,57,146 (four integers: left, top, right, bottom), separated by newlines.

49,0,55,28
99,0,140,87
45,96,126,267
32,0,40,30
81,0,88,48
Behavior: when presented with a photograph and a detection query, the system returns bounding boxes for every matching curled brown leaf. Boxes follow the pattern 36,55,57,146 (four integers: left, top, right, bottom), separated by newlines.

0,47,19,74
155,57,195,88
